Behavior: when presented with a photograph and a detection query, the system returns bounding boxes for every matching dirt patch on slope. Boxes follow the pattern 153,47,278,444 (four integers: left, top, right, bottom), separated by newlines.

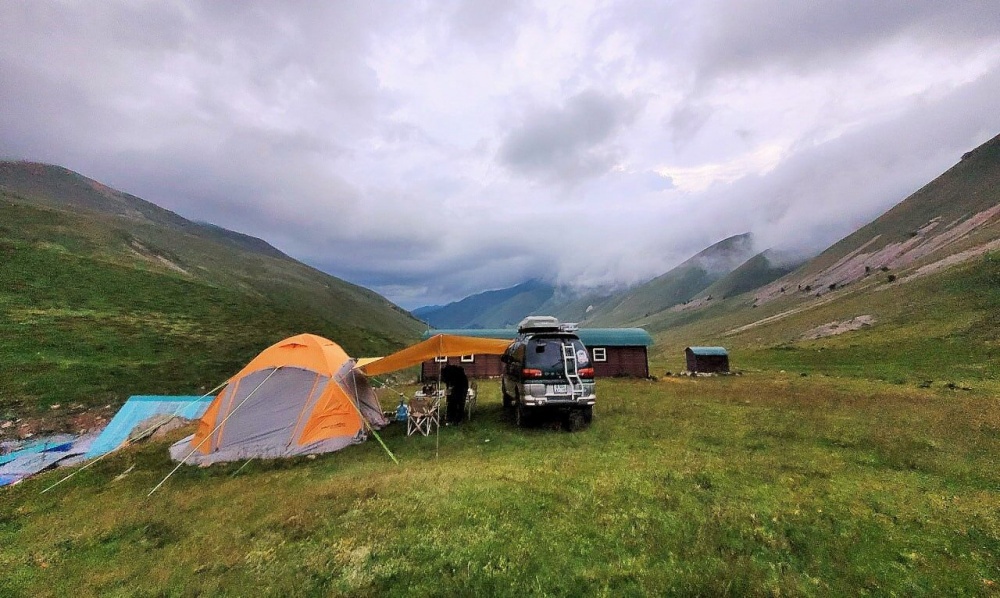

902,238,1000,282
127,239,189,275
799,315,875,340
755,203,1000,305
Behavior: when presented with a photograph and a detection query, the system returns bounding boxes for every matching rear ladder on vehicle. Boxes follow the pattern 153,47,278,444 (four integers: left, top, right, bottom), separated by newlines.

561,343,585,398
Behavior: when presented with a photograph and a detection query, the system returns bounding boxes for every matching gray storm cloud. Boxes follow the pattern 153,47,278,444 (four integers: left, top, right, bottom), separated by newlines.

2,1,999,308
498,90,640,183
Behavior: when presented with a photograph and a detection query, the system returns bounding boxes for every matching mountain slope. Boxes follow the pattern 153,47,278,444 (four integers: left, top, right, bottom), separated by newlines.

0,162,423,427
697,250,805,301
584,233,757,326
638,134,1000,382
415,279,554,328
418,233,760,330
753,133,1000,305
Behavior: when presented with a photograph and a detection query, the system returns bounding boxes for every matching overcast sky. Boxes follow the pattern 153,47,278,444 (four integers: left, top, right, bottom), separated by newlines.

2,1,999,308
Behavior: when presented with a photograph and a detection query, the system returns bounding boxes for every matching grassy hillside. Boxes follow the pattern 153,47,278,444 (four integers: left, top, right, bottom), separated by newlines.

696,250,803,301
586,233,756,326
634,134,999,383
751,133,1000,303
646,252,999,386
0,162,421,329
804,134,1000,277
0,187,422,429
2,377,997,595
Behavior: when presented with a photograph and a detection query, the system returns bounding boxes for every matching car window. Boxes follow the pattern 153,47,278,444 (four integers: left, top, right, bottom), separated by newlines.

526,338,589,369
513,343,525,363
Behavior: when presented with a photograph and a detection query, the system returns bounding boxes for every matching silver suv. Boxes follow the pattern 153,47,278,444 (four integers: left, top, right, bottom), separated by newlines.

500,317,596,430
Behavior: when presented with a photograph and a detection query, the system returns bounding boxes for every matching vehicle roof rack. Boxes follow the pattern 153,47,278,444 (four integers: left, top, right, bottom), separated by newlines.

518,316,561,333
517,316,579,335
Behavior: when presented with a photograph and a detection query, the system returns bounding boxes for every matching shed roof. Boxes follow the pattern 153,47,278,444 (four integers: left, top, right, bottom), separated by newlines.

686,346,729,356
423,328,653,347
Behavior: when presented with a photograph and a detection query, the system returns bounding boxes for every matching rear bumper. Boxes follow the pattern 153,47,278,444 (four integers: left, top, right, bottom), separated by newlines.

521,398,596,407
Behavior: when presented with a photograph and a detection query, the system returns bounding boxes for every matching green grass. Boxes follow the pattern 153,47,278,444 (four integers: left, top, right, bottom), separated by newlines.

2,377,998,596
0,198,420,424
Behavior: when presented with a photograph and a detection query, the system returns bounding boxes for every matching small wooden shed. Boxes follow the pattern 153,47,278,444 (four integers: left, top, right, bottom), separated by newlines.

685,346,730,373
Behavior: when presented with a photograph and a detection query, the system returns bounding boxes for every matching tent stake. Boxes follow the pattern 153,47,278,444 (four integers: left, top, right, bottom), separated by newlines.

41,379,230,494
148,368,280,497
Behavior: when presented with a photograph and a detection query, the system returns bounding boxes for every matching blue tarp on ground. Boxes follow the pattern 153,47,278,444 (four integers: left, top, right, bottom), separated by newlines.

0,434,77,466
0,432,98,488
85,395,212,459
0,450,74,486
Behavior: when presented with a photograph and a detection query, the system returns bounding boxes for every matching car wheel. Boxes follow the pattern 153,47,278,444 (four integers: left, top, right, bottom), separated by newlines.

515,403,529,428
565,410,586,432
582,405,593,424
502,388,513,409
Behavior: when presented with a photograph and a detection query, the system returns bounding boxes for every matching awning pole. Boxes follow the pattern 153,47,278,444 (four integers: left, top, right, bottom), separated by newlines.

436,358,443,459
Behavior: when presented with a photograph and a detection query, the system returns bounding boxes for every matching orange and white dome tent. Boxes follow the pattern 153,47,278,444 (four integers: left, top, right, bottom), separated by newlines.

169,334,386,465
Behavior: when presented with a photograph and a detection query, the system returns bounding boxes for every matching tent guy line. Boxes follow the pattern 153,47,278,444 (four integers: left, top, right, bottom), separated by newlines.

148,367,281,497
40,378,231,494
342,368,399,465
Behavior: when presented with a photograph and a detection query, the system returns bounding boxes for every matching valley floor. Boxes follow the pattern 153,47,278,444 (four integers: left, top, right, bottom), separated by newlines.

2,376,998,596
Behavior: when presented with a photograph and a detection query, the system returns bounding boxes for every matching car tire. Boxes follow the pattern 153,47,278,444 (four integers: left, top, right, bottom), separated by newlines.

565,410,586,432
582,405,593,424
515,403,529,428
502,387,513,409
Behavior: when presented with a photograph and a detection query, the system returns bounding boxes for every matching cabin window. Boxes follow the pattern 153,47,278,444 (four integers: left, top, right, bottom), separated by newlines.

434,356,448,363
592,347,607,362
460,354,475,363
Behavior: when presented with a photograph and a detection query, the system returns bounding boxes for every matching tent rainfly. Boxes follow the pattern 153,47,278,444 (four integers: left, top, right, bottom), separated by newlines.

169,334,386,465
357,334,512,376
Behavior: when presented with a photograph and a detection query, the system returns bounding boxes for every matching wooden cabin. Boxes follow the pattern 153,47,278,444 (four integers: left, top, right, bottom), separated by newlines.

685,346,730,373
420,328,654,381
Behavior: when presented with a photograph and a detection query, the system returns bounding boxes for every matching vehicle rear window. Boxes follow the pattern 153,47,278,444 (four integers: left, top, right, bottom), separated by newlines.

526,338,590,369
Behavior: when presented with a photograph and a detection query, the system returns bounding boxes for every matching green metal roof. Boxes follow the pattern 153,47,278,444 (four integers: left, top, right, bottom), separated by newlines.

423,328,653,347
686,346,728,356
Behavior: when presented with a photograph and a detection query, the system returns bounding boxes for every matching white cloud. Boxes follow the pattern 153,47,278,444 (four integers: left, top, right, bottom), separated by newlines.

1,1,999,308
656,144,786,192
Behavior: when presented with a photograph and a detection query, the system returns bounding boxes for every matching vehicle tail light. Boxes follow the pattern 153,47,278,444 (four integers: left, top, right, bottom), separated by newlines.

578,367,594,378
522,368,543,378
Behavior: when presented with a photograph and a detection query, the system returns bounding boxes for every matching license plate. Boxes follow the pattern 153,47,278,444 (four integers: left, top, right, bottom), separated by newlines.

553,384,569,394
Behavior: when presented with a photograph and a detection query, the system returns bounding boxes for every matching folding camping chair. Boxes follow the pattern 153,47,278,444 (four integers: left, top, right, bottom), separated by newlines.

407,393,441,436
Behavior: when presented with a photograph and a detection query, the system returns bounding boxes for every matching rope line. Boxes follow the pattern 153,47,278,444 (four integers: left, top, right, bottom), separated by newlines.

147,367,280,497
40,379,230,494
342,368,399,465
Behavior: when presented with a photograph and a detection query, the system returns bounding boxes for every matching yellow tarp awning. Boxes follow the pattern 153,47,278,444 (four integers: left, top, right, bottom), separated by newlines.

357,334,513,376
